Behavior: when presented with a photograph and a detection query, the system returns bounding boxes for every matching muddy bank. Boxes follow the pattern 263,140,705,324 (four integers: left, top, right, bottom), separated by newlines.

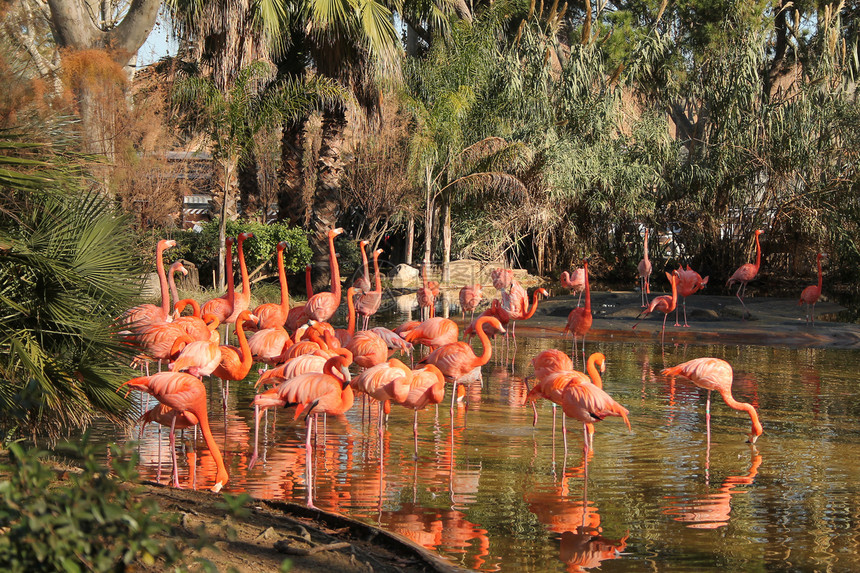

139,482,465,573
450,289,860,349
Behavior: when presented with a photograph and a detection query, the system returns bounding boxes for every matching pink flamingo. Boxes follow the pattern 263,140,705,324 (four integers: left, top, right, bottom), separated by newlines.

304,228,345,323
560,267,586,307
167,260,188,319
252,241,290,330
416,263,436,320
674,265,709,327
726,229,763,319
799,252,825,325
356,248,384,330
459,284,483,321
404,317,459,349
123,239,176,329
225,232,254,325
398,364,446,457
633,271,679,344
120,371,228,492
637,229,652,307
354,239,371,293
661,357,763,444
201,237,236,325
563,259,592,365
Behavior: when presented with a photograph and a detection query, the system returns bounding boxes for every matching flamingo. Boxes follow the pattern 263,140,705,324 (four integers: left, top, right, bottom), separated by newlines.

403,317,459,349
799,253,825,325
507,287,549,340
356,248,384,330
225,232,254,325
123,239,176,329
354,239,371,293
560,379,630,458
459,284,483,321
247,326,295,367
422,315,504,406
305,228,345,323
633,271,679,344
137,403,199,487
416,263,436,320
661,357,763,443
211,310,257,384
133,322,193,364
248,352,354,499
346,329,390,369
173,299,220,343
398,364,446,457
255,351,330,389
563,259,593,365
333,287,358,346
251,241,290,330
351,359,412,431
560,267,586,307
675,265,709,327
526,352,607,453
201,237,235,325
170,340,222,378
638,229,652,307
284,265,314,333
370,327,413,358
726,229,763,319
119,371,228,492
464,299,510,342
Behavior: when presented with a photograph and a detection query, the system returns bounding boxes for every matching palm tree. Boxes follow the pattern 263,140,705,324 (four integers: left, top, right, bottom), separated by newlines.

173,60,344,288
0,128,145,443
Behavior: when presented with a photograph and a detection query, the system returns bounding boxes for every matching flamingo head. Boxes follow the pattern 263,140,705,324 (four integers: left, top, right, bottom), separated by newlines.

754,229,763,236
374,249,384,257
359,239,369,247
536,288,549,298
159,239,177,250
226,237,235,247
330,228,345,237
277,241,287,251
238,232,253,242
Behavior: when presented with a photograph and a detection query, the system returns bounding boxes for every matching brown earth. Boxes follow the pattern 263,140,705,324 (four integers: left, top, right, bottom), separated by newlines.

139,483,465,573
136,289,858,572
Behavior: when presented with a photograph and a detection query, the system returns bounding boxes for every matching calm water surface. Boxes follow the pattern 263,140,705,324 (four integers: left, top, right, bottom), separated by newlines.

118,324,860,572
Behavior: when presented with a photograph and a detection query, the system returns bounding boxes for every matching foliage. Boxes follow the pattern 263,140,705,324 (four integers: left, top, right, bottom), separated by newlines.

176,219,314,285
0,438,185,572
0,126,143,442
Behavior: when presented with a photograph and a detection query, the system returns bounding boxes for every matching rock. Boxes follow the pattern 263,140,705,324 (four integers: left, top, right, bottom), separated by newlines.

389,264,420,288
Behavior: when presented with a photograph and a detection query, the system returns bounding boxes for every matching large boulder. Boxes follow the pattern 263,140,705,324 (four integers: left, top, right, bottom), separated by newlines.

389,264,421,288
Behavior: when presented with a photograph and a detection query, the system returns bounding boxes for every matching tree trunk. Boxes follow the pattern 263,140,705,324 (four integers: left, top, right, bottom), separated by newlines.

310,107,347,289
423,166,434,267
405,214,414,265
442,193,451,284
218,158,237,291
277,118,309,227
238,154,260,220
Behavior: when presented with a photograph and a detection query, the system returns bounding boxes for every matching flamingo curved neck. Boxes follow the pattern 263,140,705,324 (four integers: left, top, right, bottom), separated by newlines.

235,315,252,371
346,288,356,336
156,243,171,318
753,233,762,271
225,242,235,300
305,266,313,297
372,251,382,293
277,247,289,311
586,355,603,388
523,292,542,320
719,387,763,437
195,405,228,490
473,317,496,367
168,264,182,311
177,298,201,317
237,236,250,301
328,234,341,300
643,231,649,261
359,243,370,285
583,262,591,311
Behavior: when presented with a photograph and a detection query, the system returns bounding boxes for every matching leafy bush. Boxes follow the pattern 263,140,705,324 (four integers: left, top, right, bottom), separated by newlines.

173,219,313,287
0,438,183,572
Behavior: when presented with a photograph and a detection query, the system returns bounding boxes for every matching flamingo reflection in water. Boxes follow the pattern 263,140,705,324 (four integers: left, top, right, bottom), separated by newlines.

526,454,628,572
663,446,762,529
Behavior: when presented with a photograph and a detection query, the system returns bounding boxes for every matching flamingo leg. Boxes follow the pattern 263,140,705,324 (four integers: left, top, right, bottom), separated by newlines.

249,405,260,469
661,313,668,345
683,298,690,327
305,414,316,509
413,410,419,460
170,415,180,489
562,413,568,457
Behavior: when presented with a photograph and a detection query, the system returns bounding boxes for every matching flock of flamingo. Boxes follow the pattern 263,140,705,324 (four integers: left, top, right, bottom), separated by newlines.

117,227,821,500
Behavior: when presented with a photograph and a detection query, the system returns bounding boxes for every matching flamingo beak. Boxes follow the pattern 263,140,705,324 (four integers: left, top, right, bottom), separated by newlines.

211,482,223,493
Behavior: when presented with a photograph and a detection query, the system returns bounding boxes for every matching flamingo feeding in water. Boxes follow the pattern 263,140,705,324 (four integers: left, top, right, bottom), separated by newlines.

660,357,762,444
119,371,228,492
726,229,763,319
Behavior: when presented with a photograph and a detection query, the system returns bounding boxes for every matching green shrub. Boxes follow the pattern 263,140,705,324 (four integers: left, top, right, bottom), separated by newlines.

0,437,183,572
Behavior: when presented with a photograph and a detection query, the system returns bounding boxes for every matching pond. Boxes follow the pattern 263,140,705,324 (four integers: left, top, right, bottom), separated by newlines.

118,322,860,572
